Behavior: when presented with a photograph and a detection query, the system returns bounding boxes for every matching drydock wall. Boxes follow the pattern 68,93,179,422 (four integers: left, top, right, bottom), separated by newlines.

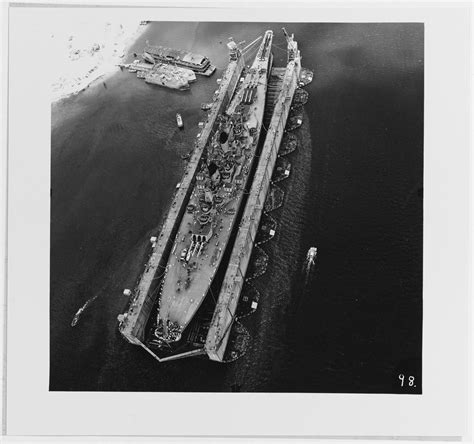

119,55,245,349
205,56,302,362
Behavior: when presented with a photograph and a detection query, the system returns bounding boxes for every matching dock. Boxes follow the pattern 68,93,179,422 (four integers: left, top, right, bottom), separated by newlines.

118,44,246,357
205,32,303,361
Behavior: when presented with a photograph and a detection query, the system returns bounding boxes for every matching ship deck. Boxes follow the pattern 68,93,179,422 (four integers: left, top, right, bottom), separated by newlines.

206,55,302,361
157,37,272,335
159,191,239,328
144,45,216,76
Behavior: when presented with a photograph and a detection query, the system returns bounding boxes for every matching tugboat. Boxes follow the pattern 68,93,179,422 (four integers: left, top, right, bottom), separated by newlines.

71,307,84,327
127,60,140,73
176,113,184,128
142,51,155,64
307,247,318,264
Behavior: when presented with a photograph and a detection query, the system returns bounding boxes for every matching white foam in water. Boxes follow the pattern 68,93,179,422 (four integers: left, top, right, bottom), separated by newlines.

303,247,318,286
71,294,99,327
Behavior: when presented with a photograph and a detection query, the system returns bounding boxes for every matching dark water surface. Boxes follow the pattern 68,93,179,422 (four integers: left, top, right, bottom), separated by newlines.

50,22,423,392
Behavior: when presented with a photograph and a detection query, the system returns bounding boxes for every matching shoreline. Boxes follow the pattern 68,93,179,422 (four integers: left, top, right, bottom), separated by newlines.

51,21,148,103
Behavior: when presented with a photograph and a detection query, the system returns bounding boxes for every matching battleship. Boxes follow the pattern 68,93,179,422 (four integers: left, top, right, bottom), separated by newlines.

155,30,274,344
118,28,312,362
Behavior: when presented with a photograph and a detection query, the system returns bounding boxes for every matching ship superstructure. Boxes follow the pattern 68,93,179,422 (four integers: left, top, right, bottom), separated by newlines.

152,30,274,345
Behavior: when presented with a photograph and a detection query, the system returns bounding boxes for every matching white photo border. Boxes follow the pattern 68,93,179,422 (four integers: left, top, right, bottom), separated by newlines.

3,1,472,439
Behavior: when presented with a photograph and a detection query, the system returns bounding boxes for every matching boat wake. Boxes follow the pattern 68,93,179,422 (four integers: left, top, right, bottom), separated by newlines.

71,295,99,327
302,246,318,286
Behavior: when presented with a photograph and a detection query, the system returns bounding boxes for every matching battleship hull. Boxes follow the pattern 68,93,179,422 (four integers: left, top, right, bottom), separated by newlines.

152,31,275,344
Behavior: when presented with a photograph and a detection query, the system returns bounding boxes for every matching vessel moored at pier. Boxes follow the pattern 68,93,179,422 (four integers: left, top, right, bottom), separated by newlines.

144,63,196,90
122,59,197,90
144,43,216,76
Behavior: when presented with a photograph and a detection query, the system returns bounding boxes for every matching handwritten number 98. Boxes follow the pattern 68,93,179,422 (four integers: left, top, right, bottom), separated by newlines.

398,374,416,387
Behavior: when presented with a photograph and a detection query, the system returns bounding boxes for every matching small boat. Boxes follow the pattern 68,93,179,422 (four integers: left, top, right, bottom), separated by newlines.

201,102,213,111
176,113,184,128
181,152,191,160
307,247,318,264
71,307,84,327
142,51,155,64
70,296,97,327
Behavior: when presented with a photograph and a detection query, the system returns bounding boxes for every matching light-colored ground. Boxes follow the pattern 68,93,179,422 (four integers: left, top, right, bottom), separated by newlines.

50,19,146,102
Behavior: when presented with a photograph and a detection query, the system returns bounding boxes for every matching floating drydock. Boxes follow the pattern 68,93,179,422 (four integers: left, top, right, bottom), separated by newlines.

119,37,246,360
206,28,303,361
119,29,308,362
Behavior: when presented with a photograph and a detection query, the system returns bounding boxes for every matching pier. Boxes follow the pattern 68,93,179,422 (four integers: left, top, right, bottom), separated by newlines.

119,46,246,357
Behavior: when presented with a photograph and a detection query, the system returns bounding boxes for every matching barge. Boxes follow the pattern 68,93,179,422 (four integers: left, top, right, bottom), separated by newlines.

143,44,216,76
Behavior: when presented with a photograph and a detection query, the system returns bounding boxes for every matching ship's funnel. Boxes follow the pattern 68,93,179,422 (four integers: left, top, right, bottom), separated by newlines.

219,131,229,144
219,130,231,152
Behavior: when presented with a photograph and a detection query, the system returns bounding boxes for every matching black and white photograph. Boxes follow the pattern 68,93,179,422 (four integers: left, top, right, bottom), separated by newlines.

3,2,471,439
50,20,423,393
